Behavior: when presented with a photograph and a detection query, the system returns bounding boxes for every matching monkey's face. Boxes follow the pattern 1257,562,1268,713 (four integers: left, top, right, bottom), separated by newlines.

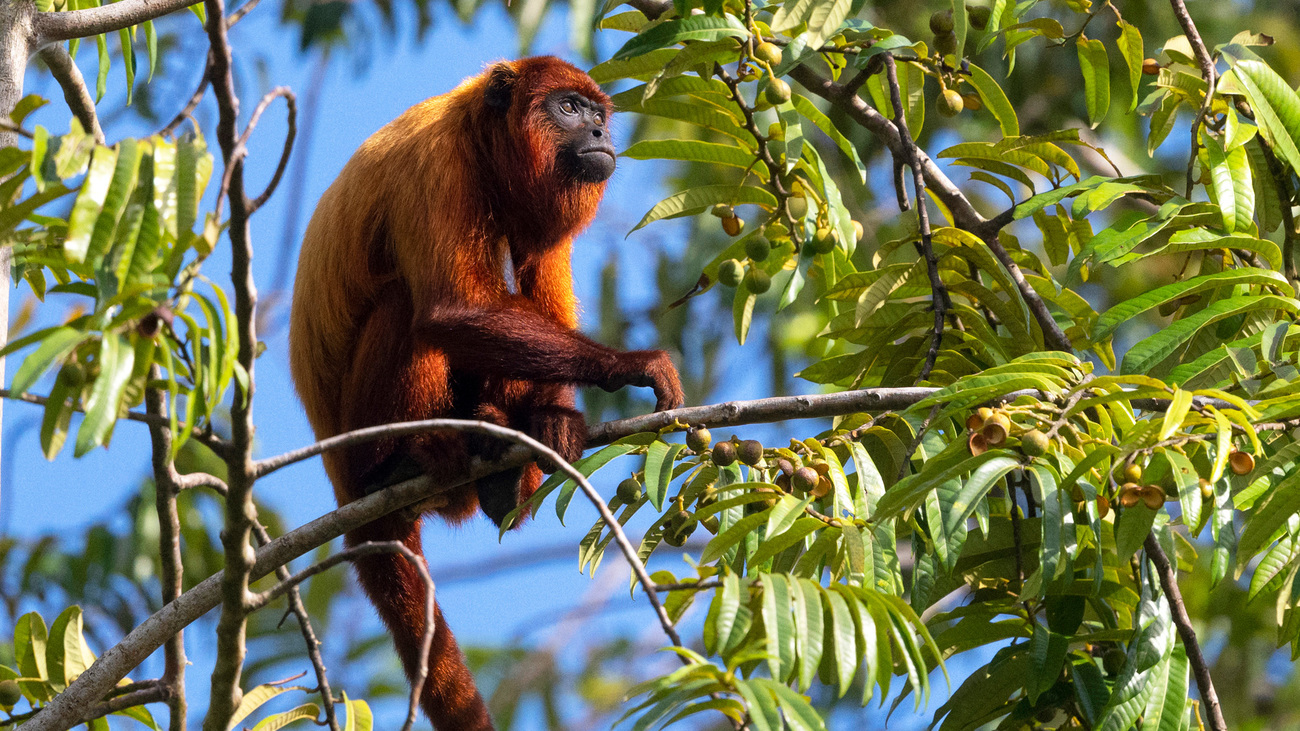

546,90,615,184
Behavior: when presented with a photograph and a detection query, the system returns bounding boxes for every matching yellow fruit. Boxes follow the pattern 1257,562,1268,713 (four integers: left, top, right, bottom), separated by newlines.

938,87,964,116
755,41,783,66
1142,58,1161,75
686,426,712,452
1123,463,1142,483
851,220,864,241
1096,495,1110,519
1199,478,1214,501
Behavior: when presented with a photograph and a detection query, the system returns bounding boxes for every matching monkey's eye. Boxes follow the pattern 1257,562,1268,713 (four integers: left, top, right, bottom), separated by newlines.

594,112,605,125
560,100,578,115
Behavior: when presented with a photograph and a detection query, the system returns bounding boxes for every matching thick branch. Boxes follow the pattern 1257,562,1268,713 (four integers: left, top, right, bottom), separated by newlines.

1144,534,1226,731
145,385,187,731
37,44,103,143
35,0,199,44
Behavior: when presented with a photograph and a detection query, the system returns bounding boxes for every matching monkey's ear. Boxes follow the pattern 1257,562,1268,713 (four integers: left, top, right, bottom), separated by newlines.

484,64,518,111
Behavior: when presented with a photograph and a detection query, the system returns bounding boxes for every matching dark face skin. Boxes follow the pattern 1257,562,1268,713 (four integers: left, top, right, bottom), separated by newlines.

546,90,615,183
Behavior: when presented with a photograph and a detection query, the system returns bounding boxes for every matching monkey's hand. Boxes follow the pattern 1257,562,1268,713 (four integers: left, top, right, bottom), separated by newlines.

603,350,685,413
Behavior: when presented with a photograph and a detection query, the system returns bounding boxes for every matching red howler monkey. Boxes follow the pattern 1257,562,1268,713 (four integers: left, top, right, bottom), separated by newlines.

288,56,684,730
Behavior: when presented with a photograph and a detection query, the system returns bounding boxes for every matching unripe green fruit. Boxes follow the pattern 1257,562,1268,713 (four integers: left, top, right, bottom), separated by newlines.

711,203,732,218
787,195,808,219
1102,648,1127,676
810,227,836,254
755,41,783,66
686,426,712,452
664,513,697,546
938,88,964,116
1021,429,1049,457
701,514,720,533
617,477,643,503
765,77,792,105
718,259,745,287
0,680,20,707
738,439,764,466
745,235,772,261
934,30,959,57
967,5,991,30
929,9,954,34
712,441,738,466
744,268,772,294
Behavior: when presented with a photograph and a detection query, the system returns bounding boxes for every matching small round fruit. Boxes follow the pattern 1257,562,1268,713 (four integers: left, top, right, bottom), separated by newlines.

961,93,982,111
792,466,819,493
59,361,85,386
1199,478,1214,501
1119,484,1142,508
765,77,792,105
1102,648,1127,676
1021,429,1049,457
786,194,808,219
711,203,732,218
755,41,783,66
617,477,643,503
687,426,712,452
745,235,772,261
851,220,864,241
712,441,738,467
976,407,993,421
968,431,988,456
1123,463,1142,484
738,439,764,466
966,412,984,431
1096,495,1111,519
701,514,720,533
717,259,745,287
722,214,745,236
1142,58,1161,76
1229,450,1255,475
981,413,1010,446
698,486,719,507
929,9,954,34
938,87,964,116
0,679,19,707
744,268,772,294
810,227,836,255
1140,485,1166,510
775,474,792,490
967,5,991,30
933,30,959,56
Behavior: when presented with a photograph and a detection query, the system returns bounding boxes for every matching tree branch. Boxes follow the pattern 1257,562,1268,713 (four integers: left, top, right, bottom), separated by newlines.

1144,533,1226,731
34,0,200,44
245,86,295,214
37,43,103,143
1167,0,1216,199
247,540,432,731
145,384,188,731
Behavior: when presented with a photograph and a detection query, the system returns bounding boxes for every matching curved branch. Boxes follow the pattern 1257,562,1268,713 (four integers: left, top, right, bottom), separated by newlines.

34,0,200,44
245,87,296,214
37,44,103,143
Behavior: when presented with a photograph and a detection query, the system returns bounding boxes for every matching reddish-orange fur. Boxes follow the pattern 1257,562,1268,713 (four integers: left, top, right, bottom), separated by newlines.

289,57,681,730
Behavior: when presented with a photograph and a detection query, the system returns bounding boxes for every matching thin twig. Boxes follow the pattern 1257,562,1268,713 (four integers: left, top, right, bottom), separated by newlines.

247,540,432,731
145,383,188,731
883,54,947,382
160,52,212,138
1167,0,1217,199
245,87,296,214
37,44,103,143
1144,533,1226,731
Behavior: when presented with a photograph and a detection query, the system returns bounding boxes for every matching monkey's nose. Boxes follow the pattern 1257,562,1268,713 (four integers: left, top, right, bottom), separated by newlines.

592,128,603,138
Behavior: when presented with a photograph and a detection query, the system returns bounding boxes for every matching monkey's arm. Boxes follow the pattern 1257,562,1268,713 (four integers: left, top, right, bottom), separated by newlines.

418,305,684,412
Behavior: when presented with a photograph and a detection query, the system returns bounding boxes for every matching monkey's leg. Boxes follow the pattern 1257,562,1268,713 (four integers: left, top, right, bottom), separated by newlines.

347,515,495,731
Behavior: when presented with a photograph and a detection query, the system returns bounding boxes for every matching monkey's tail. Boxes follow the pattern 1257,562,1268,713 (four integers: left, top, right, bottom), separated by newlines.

348,514,495,731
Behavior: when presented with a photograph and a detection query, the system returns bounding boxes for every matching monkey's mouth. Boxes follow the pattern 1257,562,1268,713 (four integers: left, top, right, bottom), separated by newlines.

577,146,616,162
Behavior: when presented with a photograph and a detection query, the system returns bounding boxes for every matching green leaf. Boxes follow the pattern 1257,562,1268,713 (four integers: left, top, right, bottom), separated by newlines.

701,510,768,564
40,367,78,460
967,63,1018,136
1093,268,1288,341
1121,295,1300,374
623,98,752,143
590,49,681,84
1223,46,1300,174
1238,470,1300,563
250,705,320,730
801,0,852,49
118,28,135,105
46,606,89,689
95,33,108,102
10,326,84,396
65,145,119,263
339,693,373,731
1202,135,1255,233
1076,36,1110,128
611,16,748,61
823,586,857,697
631,185,775,233
760,573,796,681
791,579,824,692
644,440,686,511
74,334,136,456
85,138,143,268
621,139,757,169
1116,20,1144,113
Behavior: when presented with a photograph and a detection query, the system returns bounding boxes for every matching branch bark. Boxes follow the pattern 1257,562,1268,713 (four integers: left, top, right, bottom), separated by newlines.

145,385,188,731
34,0,198,44
37,43,103,143
1144,533,1226,731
